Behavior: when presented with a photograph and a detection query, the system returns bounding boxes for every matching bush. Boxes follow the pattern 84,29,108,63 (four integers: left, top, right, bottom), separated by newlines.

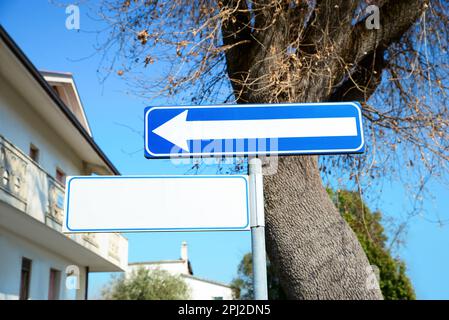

102,267,191,300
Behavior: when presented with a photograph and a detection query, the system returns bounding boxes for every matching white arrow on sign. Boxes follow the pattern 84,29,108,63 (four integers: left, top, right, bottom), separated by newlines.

152,110,358,152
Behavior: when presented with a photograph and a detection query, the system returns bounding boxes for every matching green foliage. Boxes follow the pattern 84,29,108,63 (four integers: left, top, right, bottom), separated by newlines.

328,189,415,300
230,253,286,300
232,189,415,300
102,267,191,300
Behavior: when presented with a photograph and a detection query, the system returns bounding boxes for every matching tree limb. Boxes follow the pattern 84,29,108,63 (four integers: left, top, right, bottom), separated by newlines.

346,0,429,69
301,0,359,53
220,0,254,99
329,0,428,103
330,47,385,102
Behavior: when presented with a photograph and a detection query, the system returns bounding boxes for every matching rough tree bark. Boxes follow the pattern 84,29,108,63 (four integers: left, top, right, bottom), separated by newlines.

264,156,381,299
221,0,429,299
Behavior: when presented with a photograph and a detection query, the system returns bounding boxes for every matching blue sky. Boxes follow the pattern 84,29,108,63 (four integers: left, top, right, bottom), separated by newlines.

0,0,448,299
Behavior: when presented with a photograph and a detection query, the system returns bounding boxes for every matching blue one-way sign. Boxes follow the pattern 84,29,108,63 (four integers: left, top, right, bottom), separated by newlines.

144,102,364,158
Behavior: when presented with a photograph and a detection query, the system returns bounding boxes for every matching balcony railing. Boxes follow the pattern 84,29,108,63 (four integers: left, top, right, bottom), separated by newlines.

0,135,127,269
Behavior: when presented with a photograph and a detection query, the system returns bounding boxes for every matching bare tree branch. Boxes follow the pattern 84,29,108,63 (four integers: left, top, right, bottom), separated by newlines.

347,0,429,67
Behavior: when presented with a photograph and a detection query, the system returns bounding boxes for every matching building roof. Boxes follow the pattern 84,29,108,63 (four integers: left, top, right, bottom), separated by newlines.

129,260,185,266
181,274,231,289
0,25,119,175
129,259,194,275
40,70,93,135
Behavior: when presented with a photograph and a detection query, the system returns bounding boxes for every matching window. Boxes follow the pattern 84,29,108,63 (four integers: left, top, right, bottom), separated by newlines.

56,168,66,186
14,176,21,193
29,144,39,163
2,170,9,187
48,269,61,300
19,257,32,300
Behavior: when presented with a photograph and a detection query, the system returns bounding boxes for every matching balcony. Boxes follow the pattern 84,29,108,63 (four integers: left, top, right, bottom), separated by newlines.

0,135,128,271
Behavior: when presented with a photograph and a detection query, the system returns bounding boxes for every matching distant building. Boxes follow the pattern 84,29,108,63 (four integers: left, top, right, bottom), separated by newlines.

0,26,128,300
128,242,234,300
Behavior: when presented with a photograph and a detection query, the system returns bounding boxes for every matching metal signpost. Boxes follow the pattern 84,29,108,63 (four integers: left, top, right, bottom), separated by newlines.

64,102,365,300
248,157,268,300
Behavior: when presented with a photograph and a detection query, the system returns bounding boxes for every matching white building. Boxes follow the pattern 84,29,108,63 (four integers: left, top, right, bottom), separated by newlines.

128,242,234,300
0,26,128,300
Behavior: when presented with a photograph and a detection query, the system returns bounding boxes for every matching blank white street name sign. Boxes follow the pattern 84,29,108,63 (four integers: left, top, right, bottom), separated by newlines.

62,175,250,233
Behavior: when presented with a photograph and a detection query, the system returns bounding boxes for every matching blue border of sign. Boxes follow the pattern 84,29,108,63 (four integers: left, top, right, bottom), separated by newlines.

144,102,365,158
64,175,250,233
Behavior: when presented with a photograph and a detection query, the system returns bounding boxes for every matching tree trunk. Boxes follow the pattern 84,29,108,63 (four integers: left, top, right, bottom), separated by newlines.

263,156,383,299
220,0,427,300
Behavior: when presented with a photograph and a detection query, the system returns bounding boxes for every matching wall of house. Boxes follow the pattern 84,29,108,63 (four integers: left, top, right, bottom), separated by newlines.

129,261,189,276
0,226,86,300
0,72,84,180
0,71,113,300
182,276,233,300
